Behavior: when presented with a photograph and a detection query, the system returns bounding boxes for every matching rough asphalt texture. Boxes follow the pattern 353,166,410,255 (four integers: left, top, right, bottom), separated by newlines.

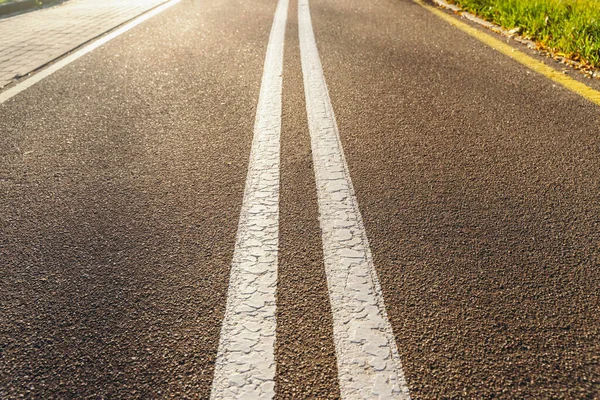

1,0,599,398
310,0,600,397
1,0,270,397
275,0,340,396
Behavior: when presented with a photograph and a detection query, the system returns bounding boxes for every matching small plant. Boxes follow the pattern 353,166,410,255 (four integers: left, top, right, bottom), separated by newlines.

448,0,600,67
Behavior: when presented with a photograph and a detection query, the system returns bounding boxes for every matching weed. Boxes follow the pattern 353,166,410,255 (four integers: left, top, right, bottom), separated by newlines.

448,0,600,67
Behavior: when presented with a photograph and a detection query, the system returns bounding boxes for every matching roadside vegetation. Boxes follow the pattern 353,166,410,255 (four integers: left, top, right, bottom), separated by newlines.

447,0,600,68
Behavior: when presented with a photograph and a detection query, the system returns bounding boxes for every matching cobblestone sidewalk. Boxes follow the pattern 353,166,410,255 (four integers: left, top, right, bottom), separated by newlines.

0,0,168,89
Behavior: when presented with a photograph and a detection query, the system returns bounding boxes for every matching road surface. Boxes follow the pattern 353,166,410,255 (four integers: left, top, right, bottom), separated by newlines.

1,0,599,398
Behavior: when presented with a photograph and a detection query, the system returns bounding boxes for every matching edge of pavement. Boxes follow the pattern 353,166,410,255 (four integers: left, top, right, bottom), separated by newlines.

0,0,66,19
0,0,174,98
416,0,600,107
429,0,600,81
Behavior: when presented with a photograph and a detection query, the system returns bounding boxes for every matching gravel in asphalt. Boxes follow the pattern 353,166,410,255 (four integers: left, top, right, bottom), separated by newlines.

310,0,600,397
1,0,274,397
275,0,339,395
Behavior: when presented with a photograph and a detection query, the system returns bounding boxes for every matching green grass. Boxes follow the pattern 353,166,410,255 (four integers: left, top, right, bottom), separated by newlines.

447,0,600,67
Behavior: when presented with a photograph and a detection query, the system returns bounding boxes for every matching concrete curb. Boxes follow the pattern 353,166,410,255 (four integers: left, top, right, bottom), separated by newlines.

431,0,600,80
431,0,537,48
0,0,63,18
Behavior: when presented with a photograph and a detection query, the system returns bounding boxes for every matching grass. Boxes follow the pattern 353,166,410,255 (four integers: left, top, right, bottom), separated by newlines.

446,0,600,67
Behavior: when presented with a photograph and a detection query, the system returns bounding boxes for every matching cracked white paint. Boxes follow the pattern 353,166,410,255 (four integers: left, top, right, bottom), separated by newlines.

298,0,411,398
210,0,288,397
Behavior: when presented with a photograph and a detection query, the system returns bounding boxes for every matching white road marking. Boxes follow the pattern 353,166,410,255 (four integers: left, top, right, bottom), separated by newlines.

210,0,288,398
0,0,181,104
298,0,411,398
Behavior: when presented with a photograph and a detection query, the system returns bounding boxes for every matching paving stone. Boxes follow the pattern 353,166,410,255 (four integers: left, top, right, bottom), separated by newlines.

0,0,168,88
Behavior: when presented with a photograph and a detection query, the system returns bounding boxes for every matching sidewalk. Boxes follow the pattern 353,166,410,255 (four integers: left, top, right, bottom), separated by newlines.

0,0,168,89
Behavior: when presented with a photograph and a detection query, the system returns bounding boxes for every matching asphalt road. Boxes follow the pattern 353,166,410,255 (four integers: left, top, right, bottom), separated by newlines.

1,0,599,398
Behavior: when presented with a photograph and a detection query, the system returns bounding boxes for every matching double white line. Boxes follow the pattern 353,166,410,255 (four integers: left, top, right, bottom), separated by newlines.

212,0,410,398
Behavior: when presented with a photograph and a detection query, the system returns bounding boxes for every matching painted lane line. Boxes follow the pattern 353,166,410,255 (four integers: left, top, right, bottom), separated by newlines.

209,0,288,398
413,0,600,107
0,0,181,104
298,0,411,398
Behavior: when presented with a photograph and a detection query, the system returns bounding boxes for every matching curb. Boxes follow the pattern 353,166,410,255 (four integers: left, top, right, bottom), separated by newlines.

431,0,600,80
0,0,62,18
